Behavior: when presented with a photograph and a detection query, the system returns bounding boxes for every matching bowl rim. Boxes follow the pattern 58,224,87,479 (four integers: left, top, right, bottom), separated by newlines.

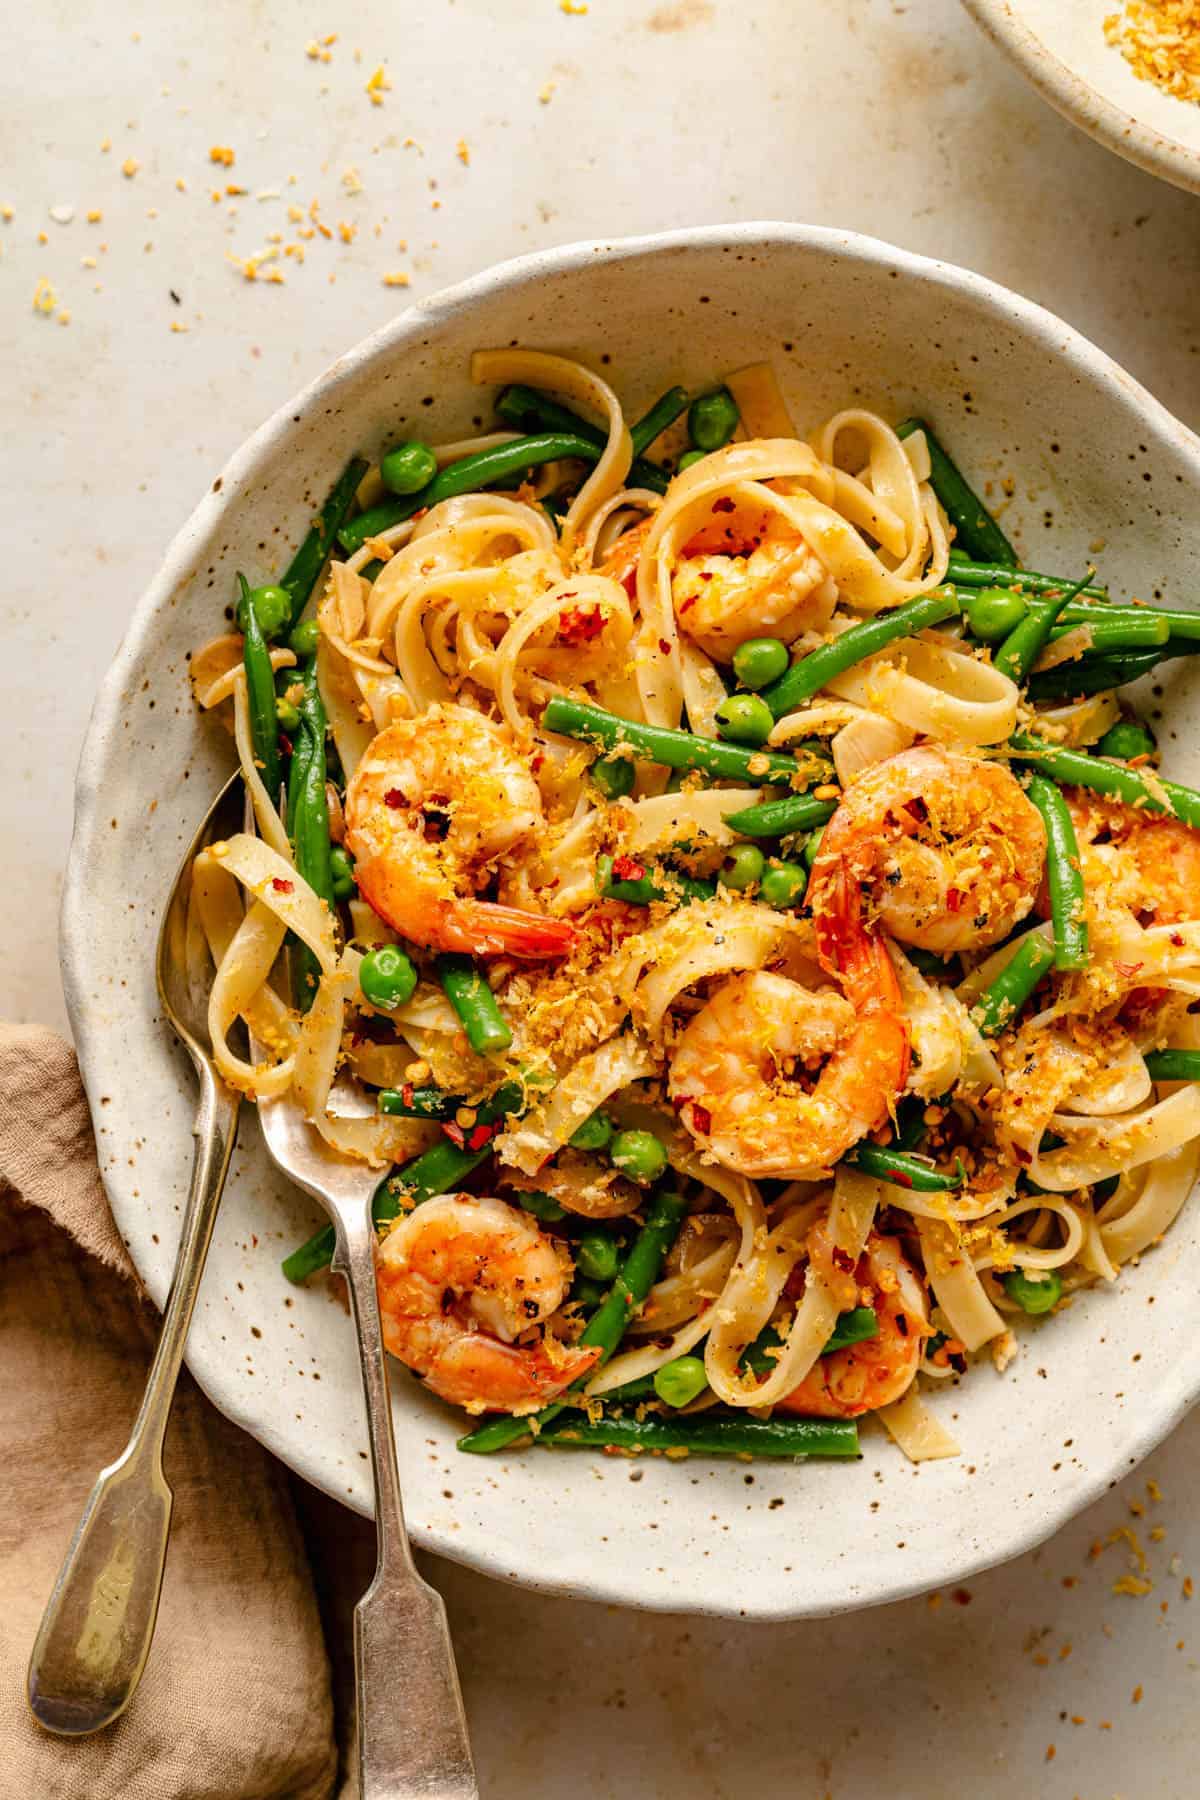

960,0,1200,197
61,220,1200,1618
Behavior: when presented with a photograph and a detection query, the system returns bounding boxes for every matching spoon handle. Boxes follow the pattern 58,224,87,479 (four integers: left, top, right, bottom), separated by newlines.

27,1065,240,1736
333,1201,478,1800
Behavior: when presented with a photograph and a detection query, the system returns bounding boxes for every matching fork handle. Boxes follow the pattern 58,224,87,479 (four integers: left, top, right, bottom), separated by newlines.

333,1206,478,1800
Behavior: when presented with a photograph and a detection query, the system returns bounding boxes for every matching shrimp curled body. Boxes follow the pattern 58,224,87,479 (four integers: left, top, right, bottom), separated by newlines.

668,965,909,1177
344,703,575,958
777,1234,929,1418
808,746,1046,958
671,504,837,658
376,1193,598,1412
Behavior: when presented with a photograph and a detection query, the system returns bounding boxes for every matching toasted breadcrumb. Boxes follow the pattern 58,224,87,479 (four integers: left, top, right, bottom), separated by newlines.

366,65,391,105
121,156,140,178
210,145,235,166
1105,3,1200,104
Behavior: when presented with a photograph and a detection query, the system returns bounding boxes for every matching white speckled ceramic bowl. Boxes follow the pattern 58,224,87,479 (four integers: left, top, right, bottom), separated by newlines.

62,224,1200,1619
961,0,1200,194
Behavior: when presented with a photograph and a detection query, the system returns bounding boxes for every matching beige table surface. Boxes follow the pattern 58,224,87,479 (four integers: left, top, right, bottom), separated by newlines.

4,2,1200,1794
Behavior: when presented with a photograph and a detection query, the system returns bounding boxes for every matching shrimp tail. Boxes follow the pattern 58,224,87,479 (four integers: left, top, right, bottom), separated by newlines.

440,899,578,960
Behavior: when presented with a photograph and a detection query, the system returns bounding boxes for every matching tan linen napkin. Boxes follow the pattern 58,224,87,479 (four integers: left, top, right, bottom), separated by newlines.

0,1022,341,1800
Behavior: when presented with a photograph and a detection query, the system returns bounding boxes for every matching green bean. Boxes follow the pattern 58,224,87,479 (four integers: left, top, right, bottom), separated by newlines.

723,793,838,839
281,456,370,628
238,574,282,805
494,385,670,492
970,934,1056,1036
1025,649,1167,701
760,588,960,719
1010,733,1200,829
739,1309,880,1380
1064,600,1200,641
590,754,635,800
541,696,812,784
341,432,603,552
1145,1050,1200,1082
438,954,513,1055
631,386,689,455
531,1411,859,1459
947,553,1106,598
846,1143,965,1191
1049,611,1170,654
457,1187,690,1454
280,1134,494,1283
896,421,1016,566
1025,775,1088,971
378,1078,524,1125
993,572,1093,683
596,854,717,907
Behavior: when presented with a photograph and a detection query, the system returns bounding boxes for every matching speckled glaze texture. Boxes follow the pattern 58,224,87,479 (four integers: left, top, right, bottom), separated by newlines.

961,0,1200,195
61,224,1200,1620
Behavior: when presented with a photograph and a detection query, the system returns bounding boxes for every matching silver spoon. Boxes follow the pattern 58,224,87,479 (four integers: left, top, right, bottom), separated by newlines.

28,773,244,1736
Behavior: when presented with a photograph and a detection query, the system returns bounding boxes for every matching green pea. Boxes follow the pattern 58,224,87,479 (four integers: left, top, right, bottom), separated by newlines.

676,449,707,474
329,845,357,900
802,824,825,870
380,440,438,496
576,1230,620,1283
961,586,1027,643
572,1276,608,1310
759,860,808,908
1097,718,1157,762
517,1189,566,1223
732,637,790,691
358,944,418,1011
591,754,635,800
237,582,291,641
719,844,765,892
715,692,773,746
1003,1268,1062,1315
275,696,302,732
569,1109,615,1152
288,617,321,659
688,387,739,453
653,1355,708,1409
609,1128,668,1185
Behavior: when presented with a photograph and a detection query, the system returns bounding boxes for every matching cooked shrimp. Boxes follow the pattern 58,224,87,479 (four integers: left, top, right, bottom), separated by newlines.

376,1193,598,1412
808,746,1046,958
669,962,909,1177
344,703,576,958
776,1234,929,1418
1061,790,1200,926
671,502,837,658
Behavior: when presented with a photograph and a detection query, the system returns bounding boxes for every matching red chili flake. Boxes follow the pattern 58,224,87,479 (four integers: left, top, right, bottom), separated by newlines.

711,497,735,514
1172,933,1186,948
903,796,929,824
952,1587,973,1606
658,637,672,655
467,1123,495,1151
689,1101,713,1133
531,750,545,773
1113,960,1145,978
617,564,638,600
1013,1145,1032,1165
832,1247,857,1274
443,1122,466,1148
401,1084,414,1107
889,1168,915,1189
946,887,964,913
385,787,405,809
557,603,605,644
612,855,646,881
279,733,293,756
679,595,697,612
271,877,294,893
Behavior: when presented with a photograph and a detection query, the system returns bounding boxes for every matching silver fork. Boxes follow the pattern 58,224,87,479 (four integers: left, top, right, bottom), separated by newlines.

246,806,476,1797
